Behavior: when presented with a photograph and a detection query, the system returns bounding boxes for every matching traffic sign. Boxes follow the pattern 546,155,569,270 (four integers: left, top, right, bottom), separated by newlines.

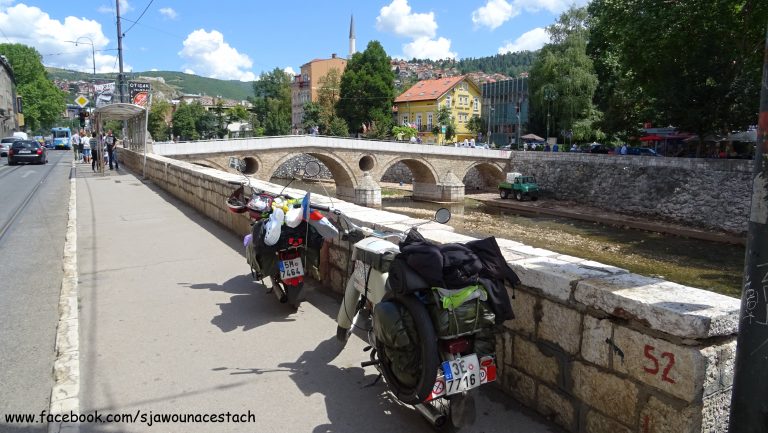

75,95,89,108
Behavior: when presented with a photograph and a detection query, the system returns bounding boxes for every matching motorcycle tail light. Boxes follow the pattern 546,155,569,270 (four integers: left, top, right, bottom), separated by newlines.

441,337,470,354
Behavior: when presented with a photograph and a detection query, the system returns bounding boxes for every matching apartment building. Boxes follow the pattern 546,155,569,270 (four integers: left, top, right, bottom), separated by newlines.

290,54,347,132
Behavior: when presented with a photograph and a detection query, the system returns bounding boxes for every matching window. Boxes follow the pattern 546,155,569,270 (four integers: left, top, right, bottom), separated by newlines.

473,97,479,112
402,115,409,125
416,114,422,128
427,112,433,128
445,96,452,106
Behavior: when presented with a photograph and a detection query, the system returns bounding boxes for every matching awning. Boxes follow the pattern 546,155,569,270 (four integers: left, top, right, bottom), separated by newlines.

93,102,147,121
521,133,544,141
639,134,664,141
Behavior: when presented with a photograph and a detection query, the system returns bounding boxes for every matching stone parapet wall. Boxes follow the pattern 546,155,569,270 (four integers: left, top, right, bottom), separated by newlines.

120,149,740,433
508,152,752,234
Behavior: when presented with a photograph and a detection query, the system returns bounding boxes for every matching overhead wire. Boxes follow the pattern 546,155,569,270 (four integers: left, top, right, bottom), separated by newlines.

121,0,155,36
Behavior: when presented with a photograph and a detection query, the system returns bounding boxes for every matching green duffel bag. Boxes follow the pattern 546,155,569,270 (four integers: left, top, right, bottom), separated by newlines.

373,300,422,388
427,284,496,338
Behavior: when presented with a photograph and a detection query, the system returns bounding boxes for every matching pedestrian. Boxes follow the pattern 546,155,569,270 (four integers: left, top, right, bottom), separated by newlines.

552,143,559,152
71,130,81,162
570,143,577,152
620,143,628,155
105,129,118,170
77,130,86,162
92,135,102,172
82,132,91,163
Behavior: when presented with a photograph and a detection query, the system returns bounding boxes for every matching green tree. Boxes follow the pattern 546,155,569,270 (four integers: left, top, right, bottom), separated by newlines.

227,105,250,123
172,101,205,140
327,116,349,137
302,101,321,133
433,105,455,143
588,0,768,153
148,99,172,141
252,68,291,135
466,115,485,137
0,43,66,131
338,41,395,135
529,6,601,142
392,125,418,141
317,68,347,136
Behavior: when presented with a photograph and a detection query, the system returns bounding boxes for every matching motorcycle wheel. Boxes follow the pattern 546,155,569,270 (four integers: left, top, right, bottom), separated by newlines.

375,294,439,405
283,280,304,310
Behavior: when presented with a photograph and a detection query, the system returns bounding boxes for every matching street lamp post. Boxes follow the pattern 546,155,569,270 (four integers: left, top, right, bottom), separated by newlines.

543,85,557,145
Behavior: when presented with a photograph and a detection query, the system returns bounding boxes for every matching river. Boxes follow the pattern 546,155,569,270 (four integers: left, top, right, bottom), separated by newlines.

272,178,744,298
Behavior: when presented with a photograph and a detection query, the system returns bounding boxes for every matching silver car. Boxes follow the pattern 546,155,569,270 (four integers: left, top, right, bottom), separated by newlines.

0,136,16,157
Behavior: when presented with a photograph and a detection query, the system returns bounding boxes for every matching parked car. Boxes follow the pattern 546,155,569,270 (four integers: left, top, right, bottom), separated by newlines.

589,143,611,154
626,147,660,156
0,136,16,157
8,139,47,165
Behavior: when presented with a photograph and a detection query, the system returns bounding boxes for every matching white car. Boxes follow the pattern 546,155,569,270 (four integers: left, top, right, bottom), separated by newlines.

1,136,18,157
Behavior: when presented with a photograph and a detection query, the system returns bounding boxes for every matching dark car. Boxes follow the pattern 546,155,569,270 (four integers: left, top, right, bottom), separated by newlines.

626,147,660,156
589,143,610,154
0,137,15,157
8,140,47,165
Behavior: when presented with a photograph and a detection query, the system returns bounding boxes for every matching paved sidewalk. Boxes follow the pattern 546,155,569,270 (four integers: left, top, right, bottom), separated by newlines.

73,166,562,433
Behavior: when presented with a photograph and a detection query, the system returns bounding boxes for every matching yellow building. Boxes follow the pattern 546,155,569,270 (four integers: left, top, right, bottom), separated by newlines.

393,75,482,144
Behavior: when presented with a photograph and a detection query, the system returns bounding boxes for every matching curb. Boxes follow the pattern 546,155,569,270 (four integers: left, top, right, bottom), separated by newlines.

49,163,80,433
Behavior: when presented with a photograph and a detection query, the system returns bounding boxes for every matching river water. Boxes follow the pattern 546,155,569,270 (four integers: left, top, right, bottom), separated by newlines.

272,179,744,298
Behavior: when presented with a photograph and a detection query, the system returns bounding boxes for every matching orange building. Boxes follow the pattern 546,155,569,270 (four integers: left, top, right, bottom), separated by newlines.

291,54,348,132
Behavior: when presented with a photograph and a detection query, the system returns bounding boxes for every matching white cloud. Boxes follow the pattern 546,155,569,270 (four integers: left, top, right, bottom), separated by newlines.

0,3,130,73
98,0,132,14
283,66,296,76
375,0,437,39
498,27,550,53
473,0,591,30
178,29,256,81
514,0,590,14
472,0,516,30
159,7,177,20
403,37,456,60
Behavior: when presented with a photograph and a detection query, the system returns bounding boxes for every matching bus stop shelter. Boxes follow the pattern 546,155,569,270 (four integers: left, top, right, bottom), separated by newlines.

91,102,150,175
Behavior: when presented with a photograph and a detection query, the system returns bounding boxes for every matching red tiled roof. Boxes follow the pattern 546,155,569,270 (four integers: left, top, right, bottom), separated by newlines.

395,75,466,103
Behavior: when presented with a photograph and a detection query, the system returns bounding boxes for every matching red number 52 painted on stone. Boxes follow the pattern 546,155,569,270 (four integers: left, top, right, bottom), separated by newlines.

643,344,676,384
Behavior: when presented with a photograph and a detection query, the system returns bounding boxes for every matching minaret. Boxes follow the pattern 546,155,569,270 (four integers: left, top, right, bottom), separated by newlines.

349,14,356,57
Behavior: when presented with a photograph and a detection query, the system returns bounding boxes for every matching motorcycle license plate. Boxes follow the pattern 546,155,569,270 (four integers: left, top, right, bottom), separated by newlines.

279,257,304,280
441,354,481,395
428,355,496,400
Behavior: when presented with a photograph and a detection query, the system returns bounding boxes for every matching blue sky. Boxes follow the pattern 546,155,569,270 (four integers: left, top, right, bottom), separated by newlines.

0,0,587,81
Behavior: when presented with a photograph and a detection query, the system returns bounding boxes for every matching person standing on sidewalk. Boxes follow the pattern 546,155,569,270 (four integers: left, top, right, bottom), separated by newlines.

92,134,102,172
105,130,118,170
71,130,81,162
82,131,91,163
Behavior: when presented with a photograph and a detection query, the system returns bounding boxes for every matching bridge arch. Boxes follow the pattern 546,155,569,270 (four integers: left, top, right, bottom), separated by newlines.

462,161,506,191
377,157,439,185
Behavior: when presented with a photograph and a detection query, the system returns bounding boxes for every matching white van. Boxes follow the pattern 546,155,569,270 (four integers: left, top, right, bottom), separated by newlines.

12,131,28,140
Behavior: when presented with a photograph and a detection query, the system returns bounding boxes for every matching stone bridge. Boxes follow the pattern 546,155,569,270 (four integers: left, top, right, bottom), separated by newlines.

151,135,512,206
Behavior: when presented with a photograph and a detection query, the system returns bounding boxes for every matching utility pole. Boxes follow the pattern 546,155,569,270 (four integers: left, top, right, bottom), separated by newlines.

116,0,125,103
728,25,768,433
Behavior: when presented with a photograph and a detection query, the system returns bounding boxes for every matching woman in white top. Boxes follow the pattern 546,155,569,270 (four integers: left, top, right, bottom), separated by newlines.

82,132,91,163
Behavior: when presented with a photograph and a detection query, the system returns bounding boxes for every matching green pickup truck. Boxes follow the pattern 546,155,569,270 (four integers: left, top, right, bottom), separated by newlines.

499,172,539,201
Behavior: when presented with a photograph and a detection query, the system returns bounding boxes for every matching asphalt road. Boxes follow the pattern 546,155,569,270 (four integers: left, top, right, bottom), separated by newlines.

0,150,73,432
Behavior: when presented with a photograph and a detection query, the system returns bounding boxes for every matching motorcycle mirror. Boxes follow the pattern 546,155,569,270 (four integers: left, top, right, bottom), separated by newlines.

434,208,451,224
304,161,321,178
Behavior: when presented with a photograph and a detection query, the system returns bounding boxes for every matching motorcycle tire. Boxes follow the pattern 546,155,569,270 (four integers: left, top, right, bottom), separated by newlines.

375,294,439,405
284,280,304,310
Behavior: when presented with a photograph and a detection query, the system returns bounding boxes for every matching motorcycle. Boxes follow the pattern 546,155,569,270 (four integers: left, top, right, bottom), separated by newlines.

332,207,514,431
227,160,335,310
